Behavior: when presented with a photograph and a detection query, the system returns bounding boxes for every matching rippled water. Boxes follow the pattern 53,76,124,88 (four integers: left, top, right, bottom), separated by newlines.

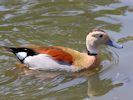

0,0,133,100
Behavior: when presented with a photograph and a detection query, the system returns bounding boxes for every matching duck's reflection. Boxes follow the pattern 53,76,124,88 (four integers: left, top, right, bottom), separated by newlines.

87,74,123,97
16,63,62,80
16,62,123,97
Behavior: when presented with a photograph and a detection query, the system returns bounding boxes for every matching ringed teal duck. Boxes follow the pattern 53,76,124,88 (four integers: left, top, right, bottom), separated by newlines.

5,29,123,72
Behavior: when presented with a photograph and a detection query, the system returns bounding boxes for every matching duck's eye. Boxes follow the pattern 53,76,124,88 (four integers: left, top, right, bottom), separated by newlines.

99,34,103,38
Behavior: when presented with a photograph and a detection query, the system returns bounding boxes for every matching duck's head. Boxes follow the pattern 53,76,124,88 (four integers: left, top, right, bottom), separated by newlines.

86,29,123,55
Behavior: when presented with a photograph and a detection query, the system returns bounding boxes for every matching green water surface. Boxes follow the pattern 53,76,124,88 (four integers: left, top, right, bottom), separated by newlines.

0,0,133,100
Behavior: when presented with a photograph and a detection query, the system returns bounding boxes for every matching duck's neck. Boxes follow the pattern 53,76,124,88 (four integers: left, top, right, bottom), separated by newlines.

86,45,98,56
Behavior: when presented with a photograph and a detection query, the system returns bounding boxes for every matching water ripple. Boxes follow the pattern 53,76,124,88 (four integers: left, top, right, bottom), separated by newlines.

42,10,85,16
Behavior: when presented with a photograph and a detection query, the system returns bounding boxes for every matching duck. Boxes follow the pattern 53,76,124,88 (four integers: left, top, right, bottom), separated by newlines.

5,29,123,72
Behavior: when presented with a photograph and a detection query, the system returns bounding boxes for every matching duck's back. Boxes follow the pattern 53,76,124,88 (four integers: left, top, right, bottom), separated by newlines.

20,45,99,72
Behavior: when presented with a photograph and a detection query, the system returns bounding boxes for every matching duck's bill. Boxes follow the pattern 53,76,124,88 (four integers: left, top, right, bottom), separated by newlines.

107,39,123,49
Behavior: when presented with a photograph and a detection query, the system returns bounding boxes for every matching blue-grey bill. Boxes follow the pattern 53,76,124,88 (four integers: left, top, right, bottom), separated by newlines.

107,39,123,49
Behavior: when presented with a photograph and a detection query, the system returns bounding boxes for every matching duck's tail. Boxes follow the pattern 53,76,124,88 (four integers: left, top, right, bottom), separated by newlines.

3,46,17,54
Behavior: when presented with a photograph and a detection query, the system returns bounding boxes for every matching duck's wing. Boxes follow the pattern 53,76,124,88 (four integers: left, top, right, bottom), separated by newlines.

24,45,74,65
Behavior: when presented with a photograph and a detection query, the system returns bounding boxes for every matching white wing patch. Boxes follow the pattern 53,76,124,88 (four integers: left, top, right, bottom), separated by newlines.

16,52,27,60
23,54,78,72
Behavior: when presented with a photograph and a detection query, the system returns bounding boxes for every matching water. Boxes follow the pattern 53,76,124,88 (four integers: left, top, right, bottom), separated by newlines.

0,0,133,100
